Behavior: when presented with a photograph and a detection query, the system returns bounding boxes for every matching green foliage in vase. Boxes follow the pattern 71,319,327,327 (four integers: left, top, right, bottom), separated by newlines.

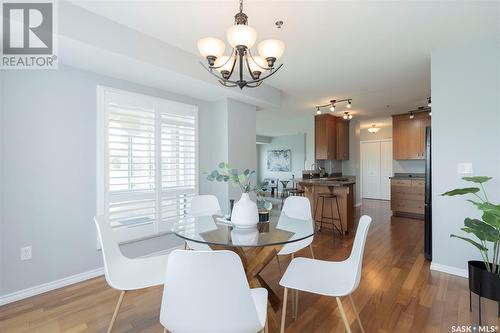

206,162,273,210
442,176,500,274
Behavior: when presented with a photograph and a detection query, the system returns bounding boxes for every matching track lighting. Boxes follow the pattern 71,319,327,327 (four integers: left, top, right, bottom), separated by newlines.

315,98,352,114
427,97,432,107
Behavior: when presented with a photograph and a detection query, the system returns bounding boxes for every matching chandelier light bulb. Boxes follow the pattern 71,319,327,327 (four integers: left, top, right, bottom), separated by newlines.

248,55,267,74
197,37,226,58
214,55,235,73
226,24,257,48
429,111,432,116
343,112,348,119
257,39,286,61
348,114,353,120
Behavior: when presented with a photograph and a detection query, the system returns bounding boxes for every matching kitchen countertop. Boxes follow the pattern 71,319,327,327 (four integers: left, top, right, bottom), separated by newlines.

389,173,425,180
297,176,356,186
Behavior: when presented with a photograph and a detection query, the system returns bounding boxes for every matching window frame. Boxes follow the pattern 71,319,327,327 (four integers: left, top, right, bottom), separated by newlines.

96,85,199,244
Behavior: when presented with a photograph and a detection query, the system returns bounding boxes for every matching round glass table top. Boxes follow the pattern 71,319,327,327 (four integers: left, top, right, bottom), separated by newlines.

172,213,314,248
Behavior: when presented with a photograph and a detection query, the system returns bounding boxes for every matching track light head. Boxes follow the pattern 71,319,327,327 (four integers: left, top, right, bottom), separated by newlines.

346,100,352,108
427,97,432,107
343,112,348,119
409,112,415,119
316,107,321,115
329,105,335,112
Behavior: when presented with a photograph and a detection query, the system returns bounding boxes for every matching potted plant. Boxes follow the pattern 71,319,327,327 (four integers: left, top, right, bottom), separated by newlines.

207,162,271,228
442,176,500,320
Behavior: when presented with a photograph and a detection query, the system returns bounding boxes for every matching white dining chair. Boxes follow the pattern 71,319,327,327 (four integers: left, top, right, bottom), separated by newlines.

276,196,315,269
279,215,372,333
93,216,168,333
160,250,268,333
185,194,222,251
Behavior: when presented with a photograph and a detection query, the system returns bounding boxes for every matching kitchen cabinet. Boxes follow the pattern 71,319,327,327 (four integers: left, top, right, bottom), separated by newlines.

315,114,350,160
392,112,431,160
391,178,424,219
336,119,350,160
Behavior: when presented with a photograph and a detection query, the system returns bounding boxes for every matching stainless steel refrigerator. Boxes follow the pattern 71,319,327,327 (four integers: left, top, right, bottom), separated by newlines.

424,127,432,260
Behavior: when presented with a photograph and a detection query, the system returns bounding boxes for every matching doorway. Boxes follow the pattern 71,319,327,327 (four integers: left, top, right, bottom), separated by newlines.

361,139,392,200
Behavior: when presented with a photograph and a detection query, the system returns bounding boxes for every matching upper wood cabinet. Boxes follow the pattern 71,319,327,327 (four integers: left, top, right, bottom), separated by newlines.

336,119,350,160
392,112,431,160
315,114,350,160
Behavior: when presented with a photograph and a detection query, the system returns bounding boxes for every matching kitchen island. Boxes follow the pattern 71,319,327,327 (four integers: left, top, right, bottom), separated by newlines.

297,176,356,234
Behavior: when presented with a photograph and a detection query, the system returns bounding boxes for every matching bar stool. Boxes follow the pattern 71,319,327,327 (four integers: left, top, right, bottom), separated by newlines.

280,180,290,209
315,192,343,237
287,189,305,197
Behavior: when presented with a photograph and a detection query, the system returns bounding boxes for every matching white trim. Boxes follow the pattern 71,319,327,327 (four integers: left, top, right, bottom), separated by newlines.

430,262,468,278
0,267,104,306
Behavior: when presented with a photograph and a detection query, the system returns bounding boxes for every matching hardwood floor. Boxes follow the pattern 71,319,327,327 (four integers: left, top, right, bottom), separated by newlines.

1,199,499,332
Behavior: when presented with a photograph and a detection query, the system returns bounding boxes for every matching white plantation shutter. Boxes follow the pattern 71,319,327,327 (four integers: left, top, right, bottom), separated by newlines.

159,110,197,231
97,87,198,242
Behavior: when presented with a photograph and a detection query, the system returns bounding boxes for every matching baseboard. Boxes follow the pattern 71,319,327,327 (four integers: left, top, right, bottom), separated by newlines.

0,245,184,306
430,262,468,278
0,267,104,306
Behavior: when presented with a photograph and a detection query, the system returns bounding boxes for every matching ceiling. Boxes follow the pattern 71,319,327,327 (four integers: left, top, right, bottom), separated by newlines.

71,0,499,119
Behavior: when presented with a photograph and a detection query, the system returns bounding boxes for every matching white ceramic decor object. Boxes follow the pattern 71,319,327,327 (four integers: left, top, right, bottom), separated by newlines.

231,193,259,228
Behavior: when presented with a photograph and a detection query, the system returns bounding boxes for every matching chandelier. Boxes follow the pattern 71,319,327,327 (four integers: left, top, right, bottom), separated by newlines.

197,0,285,89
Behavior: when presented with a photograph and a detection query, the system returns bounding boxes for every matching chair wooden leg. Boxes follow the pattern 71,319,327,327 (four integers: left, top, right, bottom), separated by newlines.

107,290,126,333
349,295,364,333
336,297,352,333
309,244,315,259
293,290,299,319
280,287,288,333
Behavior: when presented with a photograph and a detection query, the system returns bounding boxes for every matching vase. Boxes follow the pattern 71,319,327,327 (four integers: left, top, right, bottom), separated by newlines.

230,193,259,228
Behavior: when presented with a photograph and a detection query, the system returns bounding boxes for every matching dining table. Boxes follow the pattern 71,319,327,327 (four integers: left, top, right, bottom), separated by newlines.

172,213,315,332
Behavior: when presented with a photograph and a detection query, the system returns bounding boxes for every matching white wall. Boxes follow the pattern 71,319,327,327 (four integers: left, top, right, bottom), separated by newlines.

257,134,305,191
431,37,500,274
0,66,257,297
227,99,258,203
256,111,315,168
342,120,361,205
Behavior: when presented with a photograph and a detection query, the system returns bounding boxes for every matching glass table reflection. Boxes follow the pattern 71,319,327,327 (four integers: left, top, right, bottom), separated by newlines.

172,213,314,248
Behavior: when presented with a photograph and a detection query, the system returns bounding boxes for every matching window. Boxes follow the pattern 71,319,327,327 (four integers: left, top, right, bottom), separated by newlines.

97,86,198,242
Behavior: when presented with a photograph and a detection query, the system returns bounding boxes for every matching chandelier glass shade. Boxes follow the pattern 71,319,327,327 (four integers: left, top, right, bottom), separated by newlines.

197,0,285,89
368,125,380,133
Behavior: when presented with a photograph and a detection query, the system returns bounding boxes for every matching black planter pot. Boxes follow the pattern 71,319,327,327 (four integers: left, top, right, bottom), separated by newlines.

468,260,500,324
